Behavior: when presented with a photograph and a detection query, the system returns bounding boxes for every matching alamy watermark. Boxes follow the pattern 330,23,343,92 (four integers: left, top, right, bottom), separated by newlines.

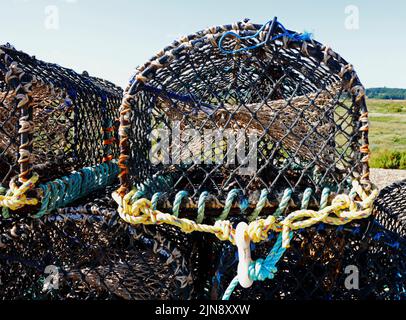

344,5,360,30
44,0,78,30
344,265,359,290
150,122,258,175
42,265,59,292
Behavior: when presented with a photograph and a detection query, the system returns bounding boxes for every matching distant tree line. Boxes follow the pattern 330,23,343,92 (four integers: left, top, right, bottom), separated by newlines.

366,87,406,100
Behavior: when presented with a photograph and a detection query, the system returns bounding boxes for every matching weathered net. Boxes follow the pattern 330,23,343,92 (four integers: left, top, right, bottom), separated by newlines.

373,179,406,238
2,180,403,300
0,44,122,188
117,18,370,215
207,217,405,300
204,181,406,300
0,186,197,300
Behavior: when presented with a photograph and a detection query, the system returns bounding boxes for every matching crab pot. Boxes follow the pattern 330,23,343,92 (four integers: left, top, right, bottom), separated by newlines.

118,19,371,217
208,216,406,300
0,45,122,188
0,185,197,300
206,181,406,300
373,179,406,237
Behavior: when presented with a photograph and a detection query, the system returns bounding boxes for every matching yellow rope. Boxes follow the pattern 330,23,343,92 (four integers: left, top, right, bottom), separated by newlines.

114,180,379,248
0,174,39,211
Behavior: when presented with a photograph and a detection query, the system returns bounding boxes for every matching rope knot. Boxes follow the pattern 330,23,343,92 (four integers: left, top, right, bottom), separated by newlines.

331,193,350,208
131,198,154,218
214,220,233,242
248,258,277,282
0,174,39,211
247,218,274,242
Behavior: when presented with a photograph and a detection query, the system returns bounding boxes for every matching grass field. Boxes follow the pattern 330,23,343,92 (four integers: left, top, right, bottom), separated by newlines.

367,99,406,169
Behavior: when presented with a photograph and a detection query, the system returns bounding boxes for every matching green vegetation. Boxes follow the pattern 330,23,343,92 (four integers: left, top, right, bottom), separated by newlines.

368,99,406,169
370,150,406,169
366,87,406,100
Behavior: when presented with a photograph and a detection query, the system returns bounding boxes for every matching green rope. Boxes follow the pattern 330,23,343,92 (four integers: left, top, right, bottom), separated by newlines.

301,188,313,210
173,191,189,217
273,189,292,218
151,192,162,210
216,189,240,221
0,185,10,218
248,189,269,222
196,191,209,224
320,187,331,210
34,161,119,218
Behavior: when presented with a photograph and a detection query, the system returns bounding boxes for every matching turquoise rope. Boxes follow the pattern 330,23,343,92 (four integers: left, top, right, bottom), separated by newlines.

248,189,269,222
196,191,209,224
320,187,331,210
273,189,292,218
301,188,313,210
173,191,189,217
34,161,119,218
222,232,293,300
222,185,321,300
151,192,162,210
216,189,240,221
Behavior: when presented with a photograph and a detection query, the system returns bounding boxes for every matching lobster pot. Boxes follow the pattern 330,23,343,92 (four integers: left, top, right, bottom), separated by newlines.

0,186,197,300
0,45,122,187
209,217,406,300
119,19,370,214
374,180,406,237
207,180,406,300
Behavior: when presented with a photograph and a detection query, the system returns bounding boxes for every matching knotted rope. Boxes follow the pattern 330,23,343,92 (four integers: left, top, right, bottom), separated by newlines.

222,232,292,300
114,180,378,249
218,18,312,55
0,162,119,218
0,174,39,211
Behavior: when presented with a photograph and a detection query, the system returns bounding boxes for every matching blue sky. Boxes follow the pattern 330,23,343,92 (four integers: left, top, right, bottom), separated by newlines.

1,0,405,89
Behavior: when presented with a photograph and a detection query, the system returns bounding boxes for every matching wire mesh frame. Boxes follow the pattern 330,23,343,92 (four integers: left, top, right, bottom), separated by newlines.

117,19,371,216
0,45,123,187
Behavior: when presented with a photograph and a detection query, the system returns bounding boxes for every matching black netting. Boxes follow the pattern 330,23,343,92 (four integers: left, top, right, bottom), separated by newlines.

373,179,406,237
0,186,197,300
0,44,122,186
119,19,369,212
0,182,405,300
207,218,406,300
200,180,406,300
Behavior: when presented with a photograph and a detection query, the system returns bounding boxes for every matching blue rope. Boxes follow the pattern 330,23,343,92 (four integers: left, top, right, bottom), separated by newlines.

219,19,312,55
222,232,293,300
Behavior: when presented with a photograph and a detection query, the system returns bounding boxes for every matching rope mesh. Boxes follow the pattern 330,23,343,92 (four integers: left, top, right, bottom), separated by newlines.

0,186,196,300
0,44,122,188
118,19,370,216
208,217,406,300
1,181,405,300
